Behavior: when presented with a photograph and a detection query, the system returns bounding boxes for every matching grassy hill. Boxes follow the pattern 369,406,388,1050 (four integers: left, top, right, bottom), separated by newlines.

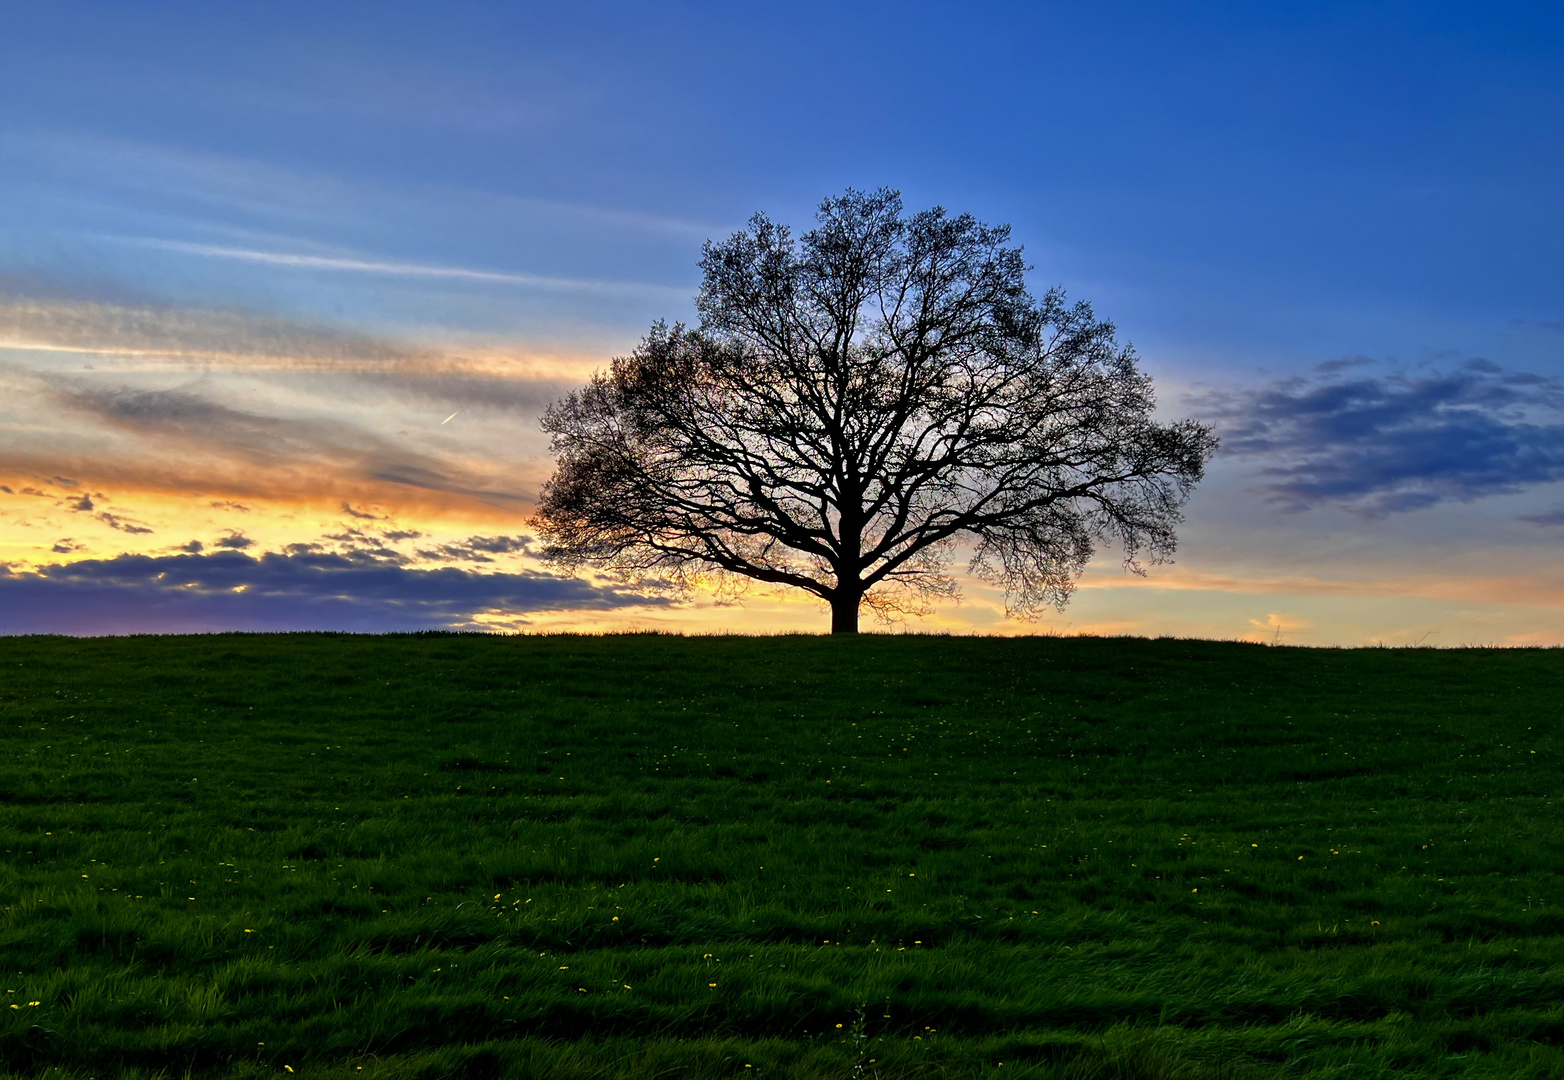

1,633,1561,1079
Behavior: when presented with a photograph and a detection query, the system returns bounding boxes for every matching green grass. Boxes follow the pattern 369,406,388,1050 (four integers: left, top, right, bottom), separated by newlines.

1,633,1561,1079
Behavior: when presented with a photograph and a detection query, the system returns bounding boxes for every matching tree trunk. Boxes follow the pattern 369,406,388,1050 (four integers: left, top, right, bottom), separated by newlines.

830,590,861,635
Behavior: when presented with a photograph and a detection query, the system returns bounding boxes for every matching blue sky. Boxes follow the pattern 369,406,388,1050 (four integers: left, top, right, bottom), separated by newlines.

2,1,1562,641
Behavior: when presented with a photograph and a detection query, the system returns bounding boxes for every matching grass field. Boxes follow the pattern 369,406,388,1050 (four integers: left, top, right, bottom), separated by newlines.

1,633,1561,1079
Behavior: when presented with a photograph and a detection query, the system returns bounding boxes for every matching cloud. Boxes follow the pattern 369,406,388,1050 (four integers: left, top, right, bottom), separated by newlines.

132,240,688,297
1520,508,1564,527
0,291,574,520
0,294,433,370
1311,355,1375,374
98,512,153,534
1,294,591,419
1246,612,1312,644
53,385,328,465
417,534,534,564
465,535,532,554
42,381,533,508
0,550,666,635
1200,360,1564,515
364,463,529,504
318,525,410,564
355,370,573,414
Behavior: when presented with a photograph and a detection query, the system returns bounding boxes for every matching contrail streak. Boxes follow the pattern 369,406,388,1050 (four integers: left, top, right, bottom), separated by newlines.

128,239,690,296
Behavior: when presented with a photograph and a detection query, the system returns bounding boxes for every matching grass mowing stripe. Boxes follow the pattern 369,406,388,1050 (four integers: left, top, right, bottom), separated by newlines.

0,633,1561,1078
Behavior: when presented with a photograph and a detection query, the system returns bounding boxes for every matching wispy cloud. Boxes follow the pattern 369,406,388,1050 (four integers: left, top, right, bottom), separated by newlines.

0,294,433,368
131,239,689,296
8,131,715,245
1199,360,1564,516
0,550,667,635
22,378,536,509
0,294,605,404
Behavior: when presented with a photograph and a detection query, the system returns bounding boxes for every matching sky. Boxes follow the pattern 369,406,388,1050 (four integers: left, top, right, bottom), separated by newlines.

1,0,1562,643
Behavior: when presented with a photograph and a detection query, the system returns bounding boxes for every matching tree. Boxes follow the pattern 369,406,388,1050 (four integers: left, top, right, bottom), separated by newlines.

534,188,1216,634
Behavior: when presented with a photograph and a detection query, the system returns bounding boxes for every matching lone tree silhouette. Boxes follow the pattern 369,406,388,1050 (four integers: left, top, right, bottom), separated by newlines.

535,189,1216,634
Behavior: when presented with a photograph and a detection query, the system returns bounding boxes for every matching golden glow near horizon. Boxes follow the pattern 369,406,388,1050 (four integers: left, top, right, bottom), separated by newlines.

4,295,1564,643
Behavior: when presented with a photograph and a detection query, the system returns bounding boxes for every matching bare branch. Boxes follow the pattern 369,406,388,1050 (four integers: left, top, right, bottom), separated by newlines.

534,188,1217,633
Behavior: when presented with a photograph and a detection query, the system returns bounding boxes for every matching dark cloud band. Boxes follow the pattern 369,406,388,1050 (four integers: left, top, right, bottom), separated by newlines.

1200,360,1564,516
0,550,665,635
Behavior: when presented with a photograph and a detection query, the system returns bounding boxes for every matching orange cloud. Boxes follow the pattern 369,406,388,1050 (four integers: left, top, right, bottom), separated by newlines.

0,295,608,380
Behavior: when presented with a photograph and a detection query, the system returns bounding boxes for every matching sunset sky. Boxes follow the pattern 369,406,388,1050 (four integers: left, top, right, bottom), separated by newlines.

2,1,1562,643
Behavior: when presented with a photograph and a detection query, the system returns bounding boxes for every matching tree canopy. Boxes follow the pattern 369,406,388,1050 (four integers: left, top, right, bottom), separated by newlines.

535,188,1216,633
